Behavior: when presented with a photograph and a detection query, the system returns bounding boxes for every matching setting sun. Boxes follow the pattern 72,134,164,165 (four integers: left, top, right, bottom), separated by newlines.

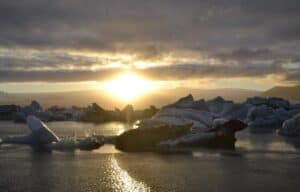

102,72,156,101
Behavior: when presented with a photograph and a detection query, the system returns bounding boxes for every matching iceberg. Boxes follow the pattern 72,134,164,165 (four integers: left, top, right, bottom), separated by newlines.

246,97,268,106
267,97,290,109
247,105,282,129
116,119,247,151
14,101,51,122
278,114,300,136
133,94,299,149
220,103,252,121
2,116,104,151
119,94,248,151
246,104,292,130
115,124,192,152
206,96,233,115
158,119,247,149
138,95,213,130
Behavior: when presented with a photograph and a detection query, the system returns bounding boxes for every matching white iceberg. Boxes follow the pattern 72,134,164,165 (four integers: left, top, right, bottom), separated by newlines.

278,114,300,136
3,115,103,151
139,95,213,130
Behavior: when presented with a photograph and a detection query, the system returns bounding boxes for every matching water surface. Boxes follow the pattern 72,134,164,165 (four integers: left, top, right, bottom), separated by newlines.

0,121,300,192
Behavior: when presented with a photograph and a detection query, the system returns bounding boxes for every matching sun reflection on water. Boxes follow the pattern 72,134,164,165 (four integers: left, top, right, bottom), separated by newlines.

109,156,150,192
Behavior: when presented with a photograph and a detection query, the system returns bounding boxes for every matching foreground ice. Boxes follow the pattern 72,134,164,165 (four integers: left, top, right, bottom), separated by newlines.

2,116,104,151
116,119,247,151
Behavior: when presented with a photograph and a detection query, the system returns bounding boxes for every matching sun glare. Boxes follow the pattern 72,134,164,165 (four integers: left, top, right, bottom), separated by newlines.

102,72,156,101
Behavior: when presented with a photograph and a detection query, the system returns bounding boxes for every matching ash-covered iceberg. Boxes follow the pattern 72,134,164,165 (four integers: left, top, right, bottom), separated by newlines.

116,118,247,151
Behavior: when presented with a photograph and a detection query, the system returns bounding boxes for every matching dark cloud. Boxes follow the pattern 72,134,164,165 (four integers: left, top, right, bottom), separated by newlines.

214,48,273,61
283,70,300,83
0,0,300,52
139,63,284,80
0,51,103,70
0,69,121,82
1,63,298,83
0,0,299,84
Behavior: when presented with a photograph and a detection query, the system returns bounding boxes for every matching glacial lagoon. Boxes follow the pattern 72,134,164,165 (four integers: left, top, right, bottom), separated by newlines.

0,121,300,192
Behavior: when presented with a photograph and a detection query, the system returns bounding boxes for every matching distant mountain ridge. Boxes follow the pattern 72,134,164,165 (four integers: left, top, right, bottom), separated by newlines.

261,85,300,101
0,87,261,109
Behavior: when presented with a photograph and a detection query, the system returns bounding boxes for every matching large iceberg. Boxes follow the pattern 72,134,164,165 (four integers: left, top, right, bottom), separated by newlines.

220,103,252,121
139,95,213,130
288,103,300,117
136,94,300,148
278,114,300,136
120,95,249,151
246,100,294,130
246,105,282,129
158,119,247,149
116,119,247,151
206,96,233,115
246,97,268,106
138,94,297,132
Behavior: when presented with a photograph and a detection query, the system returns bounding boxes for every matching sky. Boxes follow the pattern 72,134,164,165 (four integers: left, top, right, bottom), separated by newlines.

0,0,300,93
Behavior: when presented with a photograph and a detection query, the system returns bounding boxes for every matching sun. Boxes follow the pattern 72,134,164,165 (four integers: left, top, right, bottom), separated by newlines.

102,72,156,101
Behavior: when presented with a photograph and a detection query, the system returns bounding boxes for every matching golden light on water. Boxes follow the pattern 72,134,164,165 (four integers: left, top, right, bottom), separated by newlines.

109,156,150,192
102,72,157,101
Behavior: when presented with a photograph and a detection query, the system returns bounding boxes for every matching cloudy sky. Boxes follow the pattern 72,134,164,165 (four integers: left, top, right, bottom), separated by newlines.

0,0,299,92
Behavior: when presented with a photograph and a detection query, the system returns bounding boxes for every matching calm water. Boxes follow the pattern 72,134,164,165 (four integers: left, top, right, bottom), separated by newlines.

0,121,300,192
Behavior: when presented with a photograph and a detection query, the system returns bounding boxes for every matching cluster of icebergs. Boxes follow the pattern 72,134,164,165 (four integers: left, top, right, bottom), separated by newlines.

138,95,300,137
4,95,299,152
12,101,158,123
15,101,51,122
